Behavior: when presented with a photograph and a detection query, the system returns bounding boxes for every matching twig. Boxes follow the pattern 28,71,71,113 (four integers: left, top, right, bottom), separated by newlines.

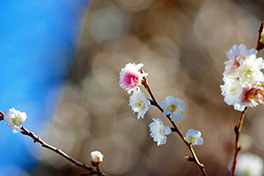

141,78,208,176
20,126,106,176
230,107,247,176
0,111,4,121
0,110,106,176
95,163,100,173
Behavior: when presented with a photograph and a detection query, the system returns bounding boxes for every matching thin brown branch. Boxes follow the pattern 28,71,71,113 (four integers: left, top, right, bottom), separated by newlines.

0,109,106,176
0,110,4,121
20,126,106,176
230,107,247,176
96,163,100,173
142,78,208,176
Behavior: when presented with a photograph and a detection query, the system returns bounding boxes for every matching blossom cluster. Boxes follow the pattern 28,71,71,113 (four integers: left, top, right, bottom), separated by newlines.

120,63,203,146
220,44,264,111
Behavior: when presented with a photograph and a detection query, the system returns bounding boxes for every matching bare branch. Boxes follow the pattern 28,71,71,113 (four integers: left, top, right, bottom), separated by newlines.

20,126,107,176
0,110,107,176
230,108,247,176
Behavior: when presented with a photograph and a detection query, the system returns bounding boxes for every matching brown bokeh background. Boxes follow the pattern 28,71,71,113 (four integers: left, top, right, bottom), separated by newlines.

31,0,264,175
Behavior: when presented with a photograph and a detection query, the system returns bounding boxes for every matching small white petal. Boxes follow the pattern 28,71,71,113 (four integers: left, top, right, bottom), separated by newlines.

234,103,246,112
197,138,204,145
164,126,172,135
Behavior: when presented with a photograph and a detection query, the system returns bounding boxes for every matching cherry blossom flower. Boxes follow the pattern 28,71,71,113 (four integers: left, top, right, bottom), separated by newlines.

240,85,264,108
159,96,185,120
220,77,244,111
4,108,27,133
129,89,151,119
185,129,204,145
149,118,171,146
119,63,148,94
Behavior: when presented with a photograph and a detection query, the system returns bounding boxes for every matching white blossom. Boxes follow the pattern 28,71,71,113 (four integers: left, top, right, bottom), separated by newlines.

238,55,264,85
4,108,27,133
159,96,185,120
220,77,243,107
149,118,171,146
185,129,204,145
91,151,104,163
224,44,257,76
119,63,148,94
235,153,263,176
129,89,151,119
221,44,264,111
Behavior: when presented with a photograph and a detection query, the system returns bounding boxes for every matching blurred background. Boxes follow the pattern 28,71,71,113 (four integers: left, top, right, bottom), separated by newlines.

1,0,264,175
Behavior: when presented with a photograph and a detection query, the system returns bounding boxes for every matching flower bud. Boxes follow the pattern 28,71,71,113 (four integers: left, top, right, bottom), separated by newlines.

91,151,103,164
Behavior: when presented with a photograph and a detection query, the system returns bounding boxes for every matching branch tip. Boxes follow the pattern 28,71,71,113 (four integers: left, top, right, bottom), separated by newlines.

234,126,239,133
170,127,177,132
20,126,106,175
185,156,195,162
0,111,4,121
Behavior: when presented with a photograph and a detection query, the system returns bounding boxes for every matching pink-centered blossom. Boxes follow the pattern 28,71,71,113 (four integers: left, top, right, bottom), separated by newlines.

119,63,148,94
240,85,264,108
